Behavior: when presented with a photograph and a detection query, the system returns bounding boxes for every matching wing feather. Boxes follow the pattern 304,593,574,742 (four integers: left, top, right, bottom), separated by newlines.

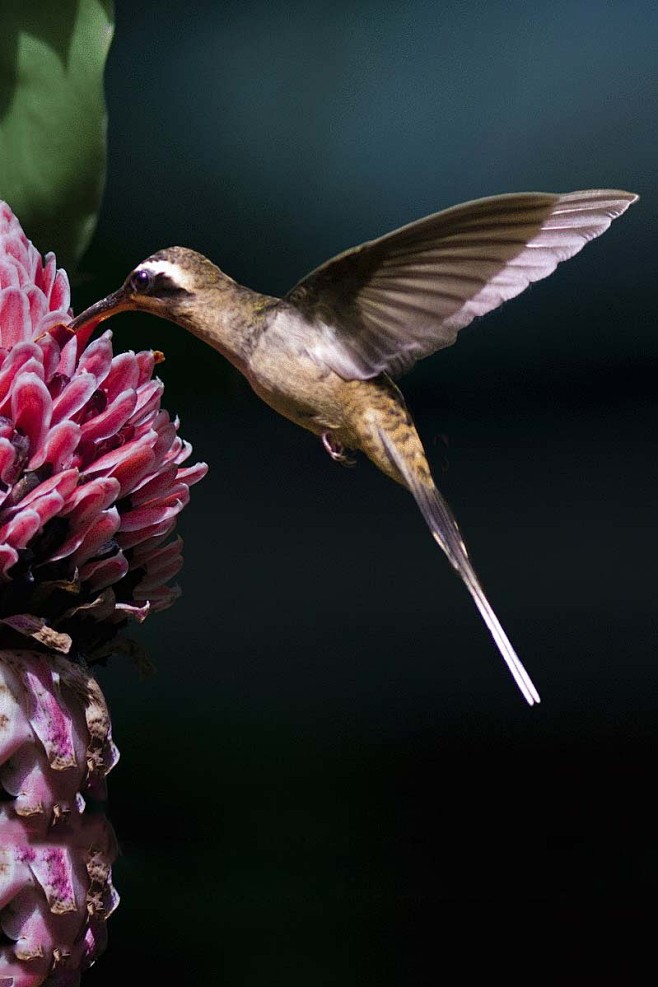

284,189,637,380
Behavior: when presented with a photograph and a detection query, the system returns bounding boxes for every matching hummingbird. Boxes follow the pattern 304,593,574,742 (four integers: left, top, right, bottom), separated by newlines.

69,189,637,704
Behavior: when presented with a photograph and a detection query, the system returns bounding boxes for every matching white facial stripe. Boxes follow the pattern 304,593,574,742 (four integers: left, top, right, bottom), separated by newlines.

139,259,193,290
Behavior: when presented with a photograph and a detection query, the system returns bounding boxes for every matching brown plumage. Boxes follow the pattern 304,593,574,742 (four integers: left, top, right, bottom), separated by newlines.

69,189,638,703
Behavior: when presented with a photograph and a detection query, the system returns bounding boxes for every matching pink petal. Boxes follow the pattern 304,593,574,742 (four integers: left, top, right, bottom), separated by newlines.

130,378,164,423
36,310,72,333
134,534,182,565
47,528,86,563
173,438,194,465
80,387,138,444
25,239,42,282
28,845,77,912
150,481,190,509
160,433,183,465
72,314,103,350
127,463,177,506
47,526,88,562
51,371,97,424
0,542,18,576
135,350,156,385
118,497,186,532
33,419,81,472
1,339,42,365
80,552,129,592
0,889,53,964
11,371,53,454
37,251,57,296
57,332,79,377
0,435,16,482
0,359,46,420
33,308,74,340
76,332,113,384
0,342,45,406
2,235,31,276
41,467,80,499
22,489,65,526
177,460,208,486
84,432,157,496
26,284,47,330
61,475,120,521
49,267,71,311
0,256,22,288
23,658,78,767
117,518,175,551
135,583,181,611
115,600,150,621
82,433,155,476
0,507,41,548
70,508,121,567
135,557,183,593
129,521,176,557
134,538,184,589
15,356,45,379
103,351,140,403
37,331,61,381
50,477,119,558
3,468,78,517
0,287,31,347
130,410,161,440
154,424,181,467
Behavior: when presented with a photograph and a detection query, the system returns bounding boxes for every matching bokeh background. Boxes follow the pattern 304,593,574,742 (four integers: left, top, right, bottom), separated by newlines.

77,1,656,982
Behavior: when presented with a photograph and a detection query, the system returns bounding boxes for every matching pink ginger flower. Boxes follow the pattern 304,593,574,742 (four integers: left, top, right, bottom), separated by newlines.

0,200,207,636
0,201,207,983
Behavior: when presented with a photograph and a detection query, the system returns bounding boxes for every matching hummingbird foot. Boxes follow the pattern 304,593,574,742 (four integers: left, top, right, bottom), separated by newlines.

321,432,356,467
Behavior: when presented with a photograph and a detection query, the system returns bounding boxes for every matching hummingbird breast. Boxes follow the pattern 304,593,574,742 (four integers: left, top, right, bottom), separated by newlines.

245,304,427,490
246,304,354,438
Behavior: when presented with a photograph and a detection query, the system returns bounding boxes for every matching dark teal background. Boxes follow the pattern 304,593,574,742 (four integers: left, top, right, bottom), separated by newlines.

82,1,656,982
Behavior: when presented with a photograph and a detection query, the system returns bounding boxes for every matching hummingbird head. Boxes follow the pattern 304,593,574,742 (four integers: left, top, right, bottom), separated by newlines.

68,247,227,336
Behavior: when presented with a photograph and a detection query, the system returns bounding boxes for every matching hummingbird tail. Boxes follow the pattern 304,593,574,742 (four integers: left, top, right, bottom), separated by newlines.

376,425,540,705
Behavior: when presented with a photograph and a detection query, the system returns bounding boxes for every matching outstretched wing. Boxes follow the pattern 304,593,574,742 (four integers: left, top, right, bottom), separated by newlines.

284,189,637,380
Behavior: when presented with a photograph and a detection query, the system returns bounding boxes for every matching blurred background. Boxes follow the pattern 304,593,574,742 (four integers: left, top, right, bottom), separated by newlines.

75,0,656,982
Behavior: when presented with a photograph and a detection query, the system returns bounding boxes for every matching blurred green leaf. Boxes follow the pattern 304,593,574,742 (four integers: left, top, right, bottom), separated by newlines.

0,0,114,270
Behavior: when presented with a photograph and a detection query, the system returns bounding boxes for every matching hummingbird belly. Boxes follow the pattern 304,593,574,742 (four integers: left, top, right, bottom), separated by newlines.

246,350,346,435
246,311,354,439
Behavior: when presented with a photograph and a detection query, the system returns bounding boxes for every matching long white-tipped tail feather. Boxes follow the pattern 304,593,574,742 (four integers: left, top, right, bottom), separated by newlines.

378,425,540,704
419,483,540,705
458,565,540,705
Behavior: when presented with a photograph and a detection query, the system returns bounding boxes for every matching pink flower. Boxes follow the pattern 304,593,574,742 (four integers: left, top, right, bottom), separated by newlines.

1,650,119,985
0,201,206,983
0,201,207,650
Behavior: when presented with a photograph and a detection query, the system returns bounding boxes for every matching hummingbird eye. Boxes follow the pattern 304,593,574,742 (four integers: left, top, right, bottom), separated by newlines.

130,269,154,293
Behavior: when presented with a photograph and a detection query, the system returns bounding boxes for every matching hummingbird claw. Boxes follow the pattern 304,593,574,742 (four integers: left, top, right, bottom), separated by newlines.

321,432,356,467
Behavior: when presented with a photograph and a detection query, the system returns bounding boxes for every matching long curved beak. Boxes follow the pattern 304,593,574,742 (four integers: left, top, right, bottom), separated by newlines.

58,286,133,348
68,286,132,335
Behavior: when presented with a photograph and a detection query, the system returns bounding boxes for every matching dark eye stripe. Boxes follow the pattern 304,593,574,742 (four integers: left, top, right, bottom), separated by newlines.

152,273,191,298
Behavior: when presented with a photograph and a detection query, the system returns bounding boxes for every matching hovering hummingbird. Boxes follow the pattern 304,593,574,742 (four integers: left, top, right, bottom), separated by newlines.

69,189,637,704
